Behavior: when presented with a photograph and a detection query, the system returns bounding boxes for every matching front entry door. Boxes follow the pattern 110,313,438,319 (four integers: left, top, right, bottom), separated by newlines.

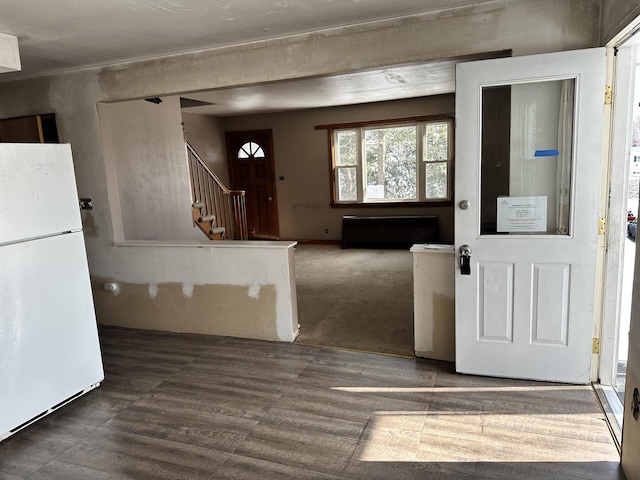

226,130,279,239
455,48,606,383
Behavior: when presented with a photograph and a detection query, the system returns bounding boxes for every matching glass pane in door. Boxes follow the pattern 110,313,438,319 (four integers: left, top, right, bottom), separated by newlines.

480,79,575,235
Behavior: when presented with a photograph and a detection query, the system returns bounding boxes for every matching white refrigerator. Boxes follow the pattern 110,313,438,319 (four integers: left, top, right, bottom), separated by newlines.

0,143,104,441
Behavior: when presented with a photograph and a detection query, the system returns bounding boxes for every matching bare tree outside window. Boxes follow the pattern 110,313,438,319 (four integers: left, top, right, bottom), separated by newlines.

331,117,452,204
365,126,416,200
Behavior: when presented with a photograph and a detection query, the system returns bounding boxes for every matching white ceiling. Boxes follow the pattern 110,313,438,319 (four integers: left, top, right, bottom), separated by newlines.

0,0,493,115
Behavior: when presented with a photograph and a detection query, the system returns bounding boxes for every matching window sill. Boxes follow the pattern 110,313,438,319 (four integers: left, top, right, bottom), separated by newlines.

331,201,453,208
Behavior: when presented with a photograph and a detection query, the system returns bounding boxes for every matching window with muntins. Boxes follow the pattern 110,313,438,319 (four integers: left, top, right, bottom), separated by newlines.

238,141,265,159
330,117,453,205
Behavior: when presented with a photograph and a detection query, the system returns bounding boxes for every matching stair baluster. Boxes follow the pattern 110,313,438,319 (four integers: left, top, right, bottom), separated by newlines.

186,142,248,240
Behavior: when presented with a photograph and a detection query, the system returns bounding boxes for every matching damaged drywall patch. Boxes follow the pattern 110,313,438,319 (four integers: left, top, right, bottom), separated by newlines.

182,283,194,297
91,278,280,340
247,283,261,299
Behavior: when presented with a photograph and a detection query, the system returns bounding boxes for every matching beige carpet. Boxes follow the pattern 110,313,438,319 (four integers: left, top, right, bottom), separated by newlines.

293,244,414,357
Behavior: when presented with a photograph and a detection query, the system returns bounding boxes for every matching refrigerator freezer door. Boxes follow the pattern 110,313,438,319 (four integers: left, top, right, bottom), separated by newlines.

0,231,104,439
0,144,82,245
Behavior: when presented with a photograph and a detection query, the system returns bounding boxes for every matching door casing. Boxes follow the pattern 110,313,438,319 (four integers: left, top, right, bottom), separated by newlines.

226,129,280,240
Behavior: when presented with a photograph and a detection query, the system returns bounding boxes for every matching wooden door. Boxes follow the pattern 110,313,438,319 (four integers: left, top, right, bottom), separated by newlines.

226,130,279,239
0,114,59,143
455,48,606,383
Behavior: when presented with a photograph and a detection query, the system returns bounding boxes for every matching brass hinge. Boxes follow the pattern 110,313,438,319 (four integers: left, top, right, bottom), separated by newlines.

605,85,613,105
592,338,600,354
598,217,606,235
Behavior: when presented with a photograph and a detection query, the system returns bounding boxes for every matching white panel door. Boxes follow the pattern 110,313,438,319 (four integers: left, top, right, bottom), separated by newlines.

455,49,606,383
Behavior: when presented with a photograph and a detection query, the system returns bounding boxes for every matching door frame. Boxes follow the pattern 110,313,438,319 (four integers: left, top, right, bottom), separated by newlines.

226,129,280,240
596,16,640,476
599,45,636,386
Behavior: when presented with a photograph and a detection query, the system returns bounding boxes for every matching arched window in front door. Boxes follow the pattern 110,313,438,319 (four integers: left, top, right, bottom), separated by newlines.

237,141,265,159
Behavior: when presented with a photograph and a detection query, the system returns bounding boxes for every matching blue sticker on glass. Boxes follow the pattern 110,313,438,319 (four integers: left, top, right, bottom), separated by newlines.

534,149,560,157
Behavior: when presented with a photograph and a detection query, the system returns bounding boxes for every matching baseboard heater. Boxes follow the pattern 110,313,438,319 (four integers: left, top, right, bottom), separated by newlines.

341,215,438,249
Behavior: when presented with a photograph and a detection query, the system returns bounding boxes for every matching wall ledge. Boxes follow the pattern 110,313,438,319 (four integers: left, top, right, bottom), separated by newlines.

113,240,297,249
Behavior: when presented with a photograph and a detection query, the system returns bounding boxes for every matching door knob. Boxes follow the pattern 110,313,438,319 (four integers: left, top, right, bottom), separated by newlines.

459,244,471,275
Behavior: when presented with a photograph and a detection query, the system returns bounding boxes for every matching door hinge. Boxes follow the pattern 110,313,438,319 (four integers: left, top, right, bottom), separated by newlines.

605,85,613,105
598,217,606,235
592,338,600,354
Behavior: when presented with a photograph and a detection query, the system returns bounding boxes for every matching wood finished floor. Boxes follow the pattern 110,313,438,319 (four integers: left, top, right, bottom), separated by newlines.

0,326,624,480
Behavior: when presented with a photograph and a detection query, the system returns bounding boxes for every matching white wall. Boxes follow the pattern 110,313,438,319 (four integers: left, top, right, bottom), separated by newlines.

99,96,202,241
93,241,298,342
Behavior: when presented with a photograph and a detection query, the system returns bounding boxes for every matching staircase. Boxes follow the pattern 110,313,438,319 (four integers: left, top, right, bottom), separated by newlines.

186,142,248,240
191,202,226,240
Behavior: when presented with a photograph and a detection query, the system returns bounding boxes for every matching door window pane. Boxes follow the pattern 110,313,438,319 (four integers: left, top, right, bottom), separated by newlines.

480,79,575,235
238,141,265,158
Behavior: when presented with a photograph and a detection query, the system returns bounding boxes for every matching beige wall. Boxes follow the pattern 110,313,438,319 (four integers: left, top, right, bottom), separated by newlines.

0,0,605,337
91,241,299,342
601,0,640,44
99,97,202,241
182,112,230,186
223,95,456,242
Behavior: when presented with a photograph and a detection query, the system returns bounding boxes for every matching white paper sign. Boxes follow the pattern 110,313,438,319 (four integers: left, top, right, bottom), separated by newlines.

366,184,384,199
496,196,547,232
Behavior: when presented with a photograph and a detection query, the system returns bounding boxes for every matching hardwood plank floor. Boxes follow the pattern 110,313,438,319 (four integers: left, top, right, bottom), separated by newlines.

0,326,625,480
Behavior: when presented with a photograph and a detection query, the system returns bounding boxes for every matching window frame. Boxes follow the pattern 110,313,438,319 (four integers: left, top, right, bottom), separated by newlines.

319,114,454,207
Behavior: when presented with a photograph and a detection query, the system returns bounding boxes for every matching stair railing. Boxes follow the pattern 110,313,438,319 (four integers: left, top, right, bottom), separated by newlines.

186,142,248,240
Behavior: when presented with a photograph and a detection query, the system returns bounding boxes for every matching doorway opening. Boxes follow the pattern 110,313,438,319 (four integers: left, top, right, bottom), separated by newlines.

0,113,59,143
618,69,640,405
601,61,640,437
225,129,279,240
597,37,640,454
293,243,415,357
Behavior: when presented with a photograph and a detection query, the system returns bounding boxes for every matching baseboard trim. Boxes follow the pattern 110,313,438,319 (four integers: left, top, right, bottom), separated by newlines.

291,239,342,245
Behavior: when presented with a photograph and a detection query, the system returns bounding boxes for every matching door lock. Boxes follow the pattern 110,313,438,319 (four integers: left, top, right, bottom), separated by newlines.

459,245,472,275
